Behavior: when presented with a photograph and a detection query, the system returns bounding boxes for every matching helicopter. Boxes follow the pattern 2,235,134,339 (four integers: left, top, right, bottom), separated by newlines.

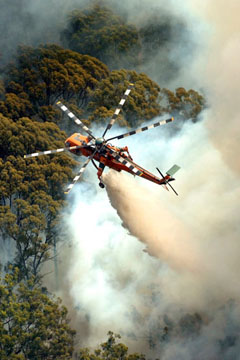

24,83,180,195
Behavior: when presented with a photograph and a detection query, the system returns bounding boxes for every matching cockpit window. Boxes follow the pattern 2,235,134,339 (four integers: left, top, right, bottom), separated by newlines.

74,135,82,141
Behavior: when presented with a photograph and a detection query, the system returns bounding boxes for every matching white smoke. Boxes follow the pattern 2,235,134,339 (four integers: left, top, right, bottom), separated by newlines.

37,0,240,357
52,114,240,357
0,0,88,64
104,118,240,305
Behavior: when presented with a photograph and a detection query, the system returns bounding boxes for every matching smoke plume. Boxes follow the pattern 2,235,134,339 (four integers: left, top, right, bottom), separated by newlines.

17,0,239,357
190,0,240,175
51,116,240,358
55,1,240,356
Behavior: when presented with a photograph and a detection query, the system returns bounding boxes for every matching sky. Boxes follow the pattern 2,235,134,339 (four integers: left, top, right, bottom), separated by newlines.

1,0,240,358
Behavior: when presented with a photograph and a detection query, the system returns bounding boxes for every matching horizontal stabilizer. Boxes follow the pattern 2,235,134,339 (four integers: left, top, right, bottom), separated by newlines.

166,164,180,176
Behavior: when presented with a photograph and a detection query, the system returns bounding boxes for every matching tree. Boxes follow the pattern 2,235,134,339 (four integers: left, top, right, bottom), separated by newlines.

0,268,75,359
76,331,145,360
3,44,109,122
0,115,75,194
0,115,77,280
0,93,33,121
61,4,141,70
1,44,204,129
161,87,205,122
0,194,62,281
87,70,162,127
87,69,204,127
61,2,192,81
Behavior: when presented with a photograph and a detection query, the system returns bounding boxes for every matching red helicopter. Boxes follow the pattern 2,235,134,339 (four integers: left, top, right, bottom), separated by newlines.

24,84,180,195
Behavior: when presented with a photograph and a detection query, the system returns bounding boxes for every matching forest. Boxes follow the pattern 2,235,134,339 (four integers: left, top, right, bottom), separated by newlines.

0,1,207,359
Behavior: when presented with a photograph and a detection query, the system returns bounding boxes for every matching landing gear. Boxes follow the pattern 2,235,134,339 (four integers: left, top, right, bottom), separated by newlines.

99,182,105,189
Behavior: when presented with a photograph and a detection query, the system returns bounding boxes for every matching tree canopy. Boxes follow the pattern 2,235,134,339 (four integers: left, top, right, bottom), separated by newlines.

161,87,205,122
60,2,191,83
1,44,204,131
0,268,75,359
2,44,109,122
76,331,145,360
87,70,161,127
87,70,205,127
0,115,76,280
61,4,141,70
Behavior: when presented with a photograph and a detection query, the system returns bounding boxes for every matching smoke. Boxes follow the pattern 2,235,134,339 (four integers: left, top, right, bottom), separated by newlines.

103,119,240,308
103,171,197,272
189,0,240,175
5,0,238,357
50,116,240,357
52,0,240,355
0,0,88,65
0,0,194,88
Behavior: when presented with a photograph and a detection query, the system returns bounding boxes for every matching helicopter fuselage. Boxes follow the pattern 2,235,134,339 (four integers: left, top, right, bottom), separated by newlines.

65,132,171,186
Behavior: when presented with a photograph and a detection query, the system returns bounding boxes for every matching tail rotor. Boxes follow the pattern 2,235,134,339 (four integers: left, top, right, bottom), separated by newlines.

156,165,180,196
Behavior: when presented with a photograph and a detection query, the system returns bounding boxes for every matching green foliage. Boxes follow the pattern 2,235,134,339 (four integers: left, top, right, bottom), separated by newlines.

61,4,141,69
161,87,205,122
87,70,161,127
0,115,75,188
88,70,204,127
1,43,204,130
0,268,75,359
3,44,109,122
76,331,145,360
0,114,76,280
0,194,60,280
0,93,33,121
60,2,191,83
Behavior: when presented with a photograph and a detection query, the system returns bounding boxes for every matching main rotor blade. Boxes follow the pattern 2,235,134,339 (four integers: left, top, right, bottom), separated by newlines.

24,145,83,159
56,101,95,140
156,167,165,178
107,147,143,177
64,157,91,194
65,148,98,194
106,117,174,142
102,83,134,138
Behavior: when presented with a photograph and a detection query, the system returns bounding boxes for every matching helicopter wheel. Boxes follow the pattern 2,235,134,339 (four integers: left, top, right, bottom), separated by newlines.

99,182,105,189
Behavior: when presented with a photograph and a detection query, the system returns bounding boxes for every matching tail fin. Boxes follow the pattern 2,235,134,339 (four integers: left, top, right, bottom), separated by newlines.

166,164,180,177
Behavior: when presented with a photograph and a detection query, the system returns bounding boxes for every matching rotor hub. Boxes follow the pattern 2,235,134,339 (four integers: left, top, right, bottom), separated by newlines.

95,137,104,146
